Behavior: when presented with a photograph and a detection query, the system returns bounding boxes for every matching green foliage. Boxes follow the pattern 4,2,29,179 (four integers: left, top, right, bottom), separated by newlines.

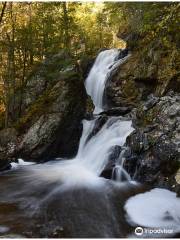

0,2,179,128
106,2,180,47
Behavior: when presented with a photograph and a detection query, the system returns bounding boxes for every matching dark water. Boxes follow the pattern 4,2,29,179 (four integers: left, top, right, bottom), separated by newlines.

0,167,149,238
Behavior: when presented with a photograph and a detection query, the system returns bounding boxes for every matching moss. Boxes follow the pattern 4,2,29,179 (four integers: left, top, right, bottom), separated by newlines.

122,79,139,100
137,104,159,127
26,52,75,91
14,85,60,133
14,66,82,134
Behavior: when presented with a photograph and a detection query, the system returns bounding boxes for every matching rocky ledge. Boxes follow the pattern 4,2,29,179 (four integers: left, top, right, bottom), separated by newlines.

124,92,180,195
0,51,91,169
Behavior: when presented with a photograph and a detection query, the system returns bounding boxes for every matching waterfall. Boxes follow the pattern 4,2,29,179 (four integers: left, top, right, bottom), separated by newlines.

85,49,129,114
10,49,133,185
34,49,133,181
76,117,133,176
82,49,133,179
1,49,180,238
85,49,119,114
112,148,131,182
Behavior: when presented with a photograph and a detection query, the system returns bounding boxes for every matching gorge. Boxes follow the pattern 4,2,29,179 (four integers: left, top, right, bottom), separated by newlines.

0,48,179,238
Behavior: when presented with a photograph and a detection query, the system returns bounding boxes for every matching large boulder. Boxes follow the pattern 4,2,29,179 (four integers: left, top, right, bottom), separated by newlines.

124,92,180,193
16,55,88,161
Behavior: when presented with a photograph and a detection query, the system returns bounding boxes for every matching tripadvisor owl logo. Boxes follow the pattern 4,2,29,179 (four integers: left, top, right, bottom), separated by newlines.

135,227,144,236
134,226,174,236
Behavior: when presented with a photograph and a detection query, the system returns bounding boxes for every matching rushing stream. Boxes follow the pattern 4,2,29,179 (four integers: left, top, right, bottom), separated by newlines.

0,49,180,238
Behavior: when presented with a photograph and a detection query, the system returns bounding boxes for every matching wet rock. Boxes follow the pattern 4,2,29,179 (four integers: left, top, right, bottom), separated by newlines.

50,226,64,238
0,234,24,238
0,160,11,171
115,49,129,61
101,145,122,179
124,93,180,193
100,107,132,116
0,128,18,170
86,115,108,143
143,94,159,111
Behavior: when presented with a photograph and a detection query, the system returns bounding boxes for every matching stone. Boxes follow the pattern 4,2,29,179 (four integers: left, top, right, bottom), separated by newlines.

101,145,122,179
0,128,18,170
100,107,132,116
143,95,159,111
124,92,180,193
0,52,89,164
17,66,87,160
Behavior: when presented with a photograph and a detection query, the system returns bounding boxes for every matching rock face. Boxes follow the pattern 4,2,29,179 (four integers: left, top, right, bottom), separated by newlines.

104,32,180,193
105,40,179,109
0,128,18,170
0,51,90,166
77,55,95,79
101,145,122,179
17,54,88,160
124,93,180,193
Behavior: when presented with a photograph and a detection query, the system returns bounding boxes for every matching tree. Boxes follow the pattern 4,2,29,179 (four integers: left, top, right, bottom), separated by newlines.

0,2,6,25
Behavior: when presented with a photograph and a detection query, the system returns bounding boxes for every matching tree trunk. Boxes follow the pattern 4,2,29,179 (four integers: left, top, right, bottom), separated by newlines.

0,2,7,25
62,2,70,51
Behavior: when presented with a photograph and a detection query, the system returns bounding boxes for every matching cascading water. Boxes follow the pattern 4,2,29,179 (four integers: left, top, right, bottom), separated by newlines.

85,49,119,114
0,49,137,238
112,148,131,182
9,49,133,185
76,117,133,177
1,49,179,238
85,49,129,114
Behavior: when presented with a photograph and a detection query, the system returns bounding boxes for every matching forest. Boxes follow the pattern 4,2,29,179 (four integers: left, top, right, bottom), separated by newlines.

0,2,179,129
0,2,179,238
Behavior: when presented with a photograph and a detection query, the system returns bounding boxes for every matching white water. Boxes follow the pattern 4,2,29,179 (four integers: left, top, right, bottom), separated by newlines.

11,158,35,169
85,49,129,114
3,49,180,237
112,148,131,182
125,188,180,235
76,118,133,176
10,49,133,187
9,117,133,189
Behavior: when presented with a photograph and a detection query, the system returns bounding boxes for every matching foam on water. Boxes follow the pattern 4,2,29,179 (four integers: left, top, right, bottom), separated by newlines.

10,158,35,169
25,160,102,188
125,188,180,233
